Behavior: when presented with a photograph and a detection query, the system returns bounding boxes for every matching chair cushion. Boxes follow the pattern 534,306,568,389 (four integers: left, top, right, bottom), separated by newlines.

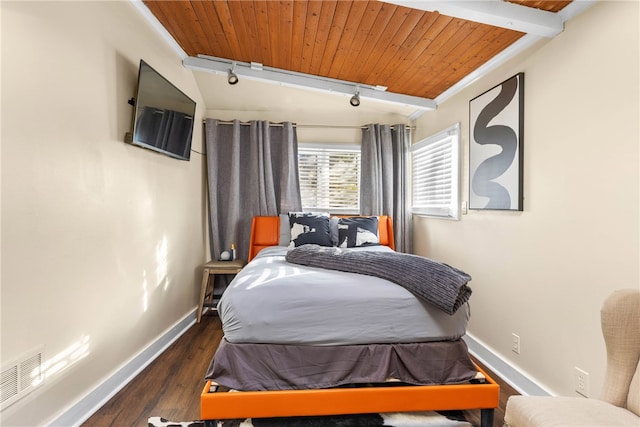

505,396,639,426
628,360,640,416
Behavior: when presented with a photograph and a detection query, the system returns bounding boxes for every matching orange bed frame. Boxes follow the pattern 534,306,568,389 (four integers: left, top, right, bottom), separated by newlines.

201,215,499,427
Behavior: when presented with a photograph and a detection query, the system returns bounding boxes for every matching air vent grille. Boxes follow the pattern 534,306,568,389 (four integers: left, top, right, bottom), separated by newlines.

20,353,42,392
1,348,44,411
1,366,18,404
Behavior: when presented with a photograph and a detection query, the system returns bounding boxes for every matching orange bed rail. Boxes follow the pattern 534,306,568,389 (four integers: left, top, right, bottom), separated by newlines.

201,364,499,425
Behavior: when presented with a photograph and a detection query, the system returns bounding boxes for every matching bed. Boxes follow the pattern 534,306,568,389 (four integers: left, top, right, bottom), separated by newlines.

201,214,499,426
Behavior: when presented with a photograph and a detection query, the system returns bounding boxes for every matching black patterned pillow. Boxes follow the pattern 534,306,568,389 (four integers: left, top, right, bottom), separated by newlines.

337,216,379,248
288,212,332,247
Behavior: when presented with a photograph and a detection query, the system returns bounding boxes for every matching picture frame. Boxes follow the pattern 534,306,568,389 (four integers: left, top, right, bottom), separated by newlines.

469,73,524,211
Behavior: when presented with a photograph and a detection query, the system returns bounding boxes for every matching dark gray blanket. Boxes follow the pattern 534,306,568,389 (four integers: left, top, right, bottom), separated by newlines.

286,245,472,315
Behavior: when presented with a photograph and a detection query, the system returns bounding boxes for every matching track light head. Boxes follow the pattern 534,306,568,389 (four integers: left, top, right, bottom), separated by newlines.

227,62,239,85
350,92,360,107
227,70,239,85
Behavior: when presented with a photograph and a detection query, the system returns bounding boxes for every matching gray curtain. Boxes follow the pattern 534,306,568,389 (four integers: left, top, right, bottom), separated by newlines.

360,124,412,253
205,119,301,261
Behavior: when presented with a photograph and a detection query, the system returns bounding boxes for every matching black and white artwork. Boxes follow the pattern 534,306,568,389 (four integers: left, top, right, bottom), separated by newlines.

469,73,524,211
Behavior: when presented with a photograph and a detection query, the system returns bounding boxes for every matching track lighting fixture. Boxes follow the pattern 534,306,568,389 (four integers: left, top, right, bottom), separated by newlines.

350,90,360,107
227,63,239,85
186,55,437,111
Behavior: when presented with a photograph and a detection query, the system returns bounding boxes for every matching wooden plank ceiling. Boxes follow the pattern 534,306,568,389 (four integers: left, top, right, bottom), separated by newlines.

143,0,571,100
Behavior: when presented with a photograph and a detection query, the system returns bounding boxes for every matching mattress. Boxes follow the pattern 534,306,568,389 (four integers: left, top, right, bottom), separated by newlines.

217,246,470,346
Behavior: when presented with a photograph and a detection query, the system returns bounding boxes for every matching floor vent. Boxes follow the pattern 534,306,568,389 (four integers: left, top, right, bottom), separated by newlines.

1,348,44,411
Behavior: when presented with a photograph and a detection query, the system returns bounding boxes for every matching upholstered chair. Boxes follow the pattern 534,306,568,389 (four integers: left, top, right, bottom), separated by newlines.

504,288,640,426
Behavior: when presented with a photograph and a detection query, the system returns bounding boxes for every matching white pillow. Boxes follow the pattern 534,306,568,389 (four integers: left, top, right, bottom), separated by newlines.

279,214,290,246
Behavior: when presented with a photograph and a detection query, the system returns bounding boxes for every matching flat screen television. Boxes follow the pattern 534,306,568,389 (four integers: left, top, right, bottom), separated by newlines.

126,60,196,161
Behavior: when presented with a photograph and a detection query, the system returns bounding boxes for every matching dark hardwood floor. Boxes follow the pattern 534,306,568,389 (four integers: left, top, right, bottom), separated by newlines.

82,314,223,426
82,314,518,427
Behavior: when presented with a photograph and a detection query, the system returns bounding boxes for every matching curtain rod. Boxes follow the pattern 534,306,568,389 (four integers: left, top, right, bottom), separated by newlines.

201,120,414,130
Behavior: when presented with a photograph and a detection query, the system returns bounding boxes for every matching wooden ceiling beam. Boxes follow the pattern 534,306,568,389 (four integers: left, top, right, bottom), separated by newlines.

382,0,564,37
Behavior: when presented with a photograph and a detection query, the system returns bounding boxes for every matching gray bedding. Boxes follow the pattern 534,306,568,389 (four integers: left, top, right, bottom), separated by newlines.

217,246,470,346
207,338,478,391
286,244,472,315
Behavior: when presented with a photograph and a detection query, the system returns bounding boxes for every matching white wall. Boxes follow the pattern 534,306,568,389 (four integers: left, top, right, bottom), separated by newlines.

1,2,206,425
412,1,639,397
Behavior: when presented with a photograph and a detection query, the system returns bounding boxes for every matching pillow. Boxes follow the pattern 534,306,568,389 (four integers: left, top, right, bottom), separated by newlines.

279,214,291,246
337,216,379,248
329,216,339,246
280,212,330,246
288,212,332,247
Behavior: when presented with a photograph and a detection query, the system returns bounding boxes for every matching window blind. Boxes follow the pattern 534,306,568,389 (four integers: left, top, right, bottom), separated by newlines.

298,145,360,213
411,123,460,219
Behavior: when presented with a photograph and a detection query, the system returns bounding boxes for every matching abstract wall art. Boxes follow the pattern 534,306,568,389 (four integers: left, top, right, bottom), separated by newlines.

469,73,524,211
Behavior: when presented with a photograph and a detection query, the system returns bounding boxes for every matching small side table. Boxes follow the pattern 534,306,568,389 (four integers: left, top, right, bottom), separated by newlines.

197,259,246,323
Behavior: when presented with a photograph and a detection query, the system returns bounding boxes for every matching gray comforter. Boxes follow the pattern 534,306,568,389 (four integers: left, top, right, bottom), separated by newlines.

218,246,469,345
286,245,472,315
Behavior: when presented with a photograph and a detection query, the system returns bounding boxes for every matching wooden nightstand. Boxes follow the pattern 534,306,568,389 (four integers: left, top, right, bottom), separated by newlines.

197,259,246,323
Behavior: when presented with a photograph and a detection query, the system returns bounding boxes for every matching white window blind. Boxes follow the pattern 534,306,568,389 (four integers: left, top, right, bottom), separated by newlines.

411,123,460,219
298,144,360,213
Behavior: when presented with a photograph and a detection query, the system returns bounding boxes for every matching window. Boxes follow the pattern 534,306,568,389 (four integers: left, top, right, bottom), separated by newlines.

298,144,360,213
411,123,460,219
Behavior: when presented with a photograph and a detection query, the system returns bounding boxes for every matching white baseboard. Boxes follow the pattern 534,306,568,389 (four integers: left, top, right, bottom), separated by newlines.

463,333,551,397
48,309,197,427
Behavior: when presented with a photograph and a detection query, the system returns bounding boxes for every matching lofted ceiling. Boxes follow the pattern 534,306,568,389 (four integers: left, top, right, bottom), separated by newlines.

140,0,588,114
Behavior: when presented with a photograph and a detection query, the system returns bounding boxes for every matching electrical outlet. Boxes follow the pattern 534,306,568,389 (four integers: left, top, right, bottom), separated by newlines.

574,367,590,397
512,333,521,354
